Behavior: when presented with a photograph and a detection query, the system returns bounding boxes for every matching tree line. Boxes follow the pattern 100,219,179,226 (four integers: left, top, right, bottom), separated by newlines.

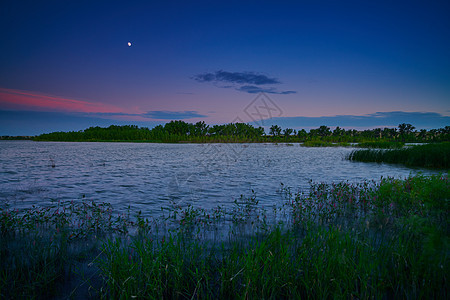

33,121,450,143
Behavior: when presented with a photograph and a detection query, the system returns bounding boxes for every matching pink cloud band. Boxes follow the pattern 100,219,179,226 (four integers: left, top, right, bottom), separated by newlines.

0,87,126,114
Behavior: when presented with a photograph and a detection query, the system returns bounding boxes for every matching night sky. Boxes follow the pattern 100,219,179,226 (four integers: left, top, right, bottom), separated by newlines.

1,0,449,135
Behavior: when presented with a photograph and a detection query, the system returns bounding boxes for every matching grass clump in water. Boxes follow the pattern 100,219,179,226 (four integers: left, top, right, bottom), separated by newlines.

348,142,450,168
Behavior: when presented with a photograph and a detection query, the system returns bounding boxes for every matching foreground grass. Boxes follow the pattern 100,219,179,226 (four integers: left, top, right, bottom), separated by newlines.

0,200,131,298
1,174,448,299
348,142,450,168
100,224,448,299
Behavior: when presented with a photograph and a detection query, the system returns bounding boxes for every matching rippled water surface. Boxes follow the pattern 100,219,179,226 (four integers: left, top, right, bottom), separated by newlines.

0,141,440,217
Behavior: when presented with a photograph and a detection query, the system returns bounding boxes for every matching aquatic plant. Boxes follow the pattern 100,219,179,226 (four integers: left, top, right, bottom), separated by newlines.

347,142,450,168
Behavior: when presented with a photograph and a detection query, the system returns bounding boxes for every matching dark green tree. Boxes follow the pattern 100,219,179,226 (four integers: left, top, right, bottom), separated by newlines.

269,125,282,136
164,121,190,136
297,129,307,140
317,125,331,137
283,128,293,137
332,126,345,136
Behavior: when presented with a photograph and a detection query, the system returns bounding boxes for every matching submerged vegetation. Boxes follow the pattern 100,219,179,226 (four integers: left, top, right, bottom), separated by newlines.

1,174,448,298
348,142,450,169
33,122,450,144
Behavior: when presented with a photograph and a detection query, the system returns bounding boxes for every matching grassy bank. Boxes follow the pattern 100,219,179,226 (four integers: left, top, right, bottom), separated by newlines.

1,174,448,298
348,142,450,169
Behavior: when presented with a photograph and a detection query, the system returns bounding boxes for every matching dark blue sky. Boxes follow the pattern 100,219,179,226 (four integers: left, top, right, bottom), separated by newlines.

1,0,449,135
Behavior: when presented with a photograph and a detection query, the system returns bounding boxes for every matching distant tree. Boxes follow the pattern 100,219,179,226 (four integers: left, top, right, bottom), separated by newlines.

332,126,345,136
309,129,318,138
208,124,223,136
398,123,415,141
382,128,392,139
398,123,415,135
317,125,331,137
387,128,397,139
269,125,282,136
349,129,359,137
192,121,209,136
373,128,382,139
297,129,307,140
256,126,265,137
35,122,448,143
150,125,167,140
440,126,450,141
428,129,438,140
418,129,427,140
164,120,190,136
443,126,450,134
283,128,293,137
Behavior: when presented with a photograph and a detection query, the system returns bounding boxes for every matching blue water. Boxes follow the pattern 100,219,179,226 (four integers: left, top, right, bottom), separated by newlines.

0,141,440,218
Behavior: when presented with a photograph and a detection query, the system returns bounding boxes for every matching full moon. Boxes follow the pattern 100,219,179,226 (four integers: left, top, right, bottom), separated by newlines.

127,42,132,47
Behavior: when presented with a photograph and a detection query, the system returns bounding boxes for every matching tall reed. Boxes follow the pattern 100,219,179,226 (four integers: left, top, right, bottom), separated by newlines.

348,142,450,168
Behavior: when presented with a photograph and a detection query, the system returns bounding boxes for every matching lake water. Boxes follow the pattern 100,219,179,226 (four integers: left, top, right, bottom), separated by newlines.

0,141,440,218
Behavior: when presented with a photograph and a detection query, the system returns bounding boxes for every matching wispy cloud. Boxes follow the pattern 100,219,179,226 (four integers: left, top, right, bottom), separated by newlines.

0,87,126,113
259,111,450,130
192,70,296,94
143,110,207,120
193,70,280,85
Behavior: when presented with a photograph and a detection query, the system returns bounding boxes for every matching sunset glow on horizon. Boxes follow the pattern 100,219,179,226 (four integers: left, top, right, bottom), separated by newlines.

0,87,130,114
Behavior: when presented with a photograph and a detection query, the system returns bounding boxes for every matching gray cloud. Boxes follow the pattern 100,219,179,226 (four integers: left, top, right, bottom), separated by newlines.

193,70,297,94
193,70,280,85
143,110,207,120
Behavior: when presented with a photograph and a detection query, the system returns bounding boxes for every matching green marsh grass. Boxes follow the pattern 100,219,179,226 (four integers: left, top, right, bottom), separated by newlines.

1,174,448,298
348,142,450,168
99,174,448,299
